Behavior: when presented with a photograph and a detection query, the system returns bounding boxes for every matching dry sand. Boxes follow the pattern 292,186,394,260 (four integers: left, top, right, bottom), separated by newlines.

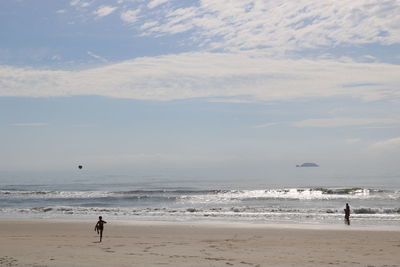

0,219,399,266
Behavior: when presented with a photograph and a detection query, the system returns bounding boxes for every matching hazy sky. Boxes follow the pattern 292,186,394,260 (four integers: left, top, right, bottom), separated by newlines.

1,0,400,179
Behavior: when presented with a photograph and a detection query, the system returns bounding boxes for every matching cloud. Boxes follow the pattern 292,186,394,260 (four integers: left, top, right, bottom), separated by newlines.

93,6,117,18
0,52,399,102
207,97,257,104
87,51,108,63
147,0,169,9
61,0,400,56
135,0,400,52
140,21,158,30
120,9,140,23
293,118,399,127
52,55,61,61
369,137,400,151
70,0,90,8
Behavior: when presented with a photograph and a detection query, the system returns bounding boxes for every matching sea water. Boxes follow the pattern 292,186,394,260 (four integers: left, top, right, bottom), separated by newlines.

0,170,399,226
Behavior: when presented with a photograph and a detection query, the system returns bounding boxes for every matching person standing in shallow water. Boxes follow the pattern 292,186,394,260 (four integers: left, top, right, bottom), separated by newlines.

344,203,350,225
94,216,107,242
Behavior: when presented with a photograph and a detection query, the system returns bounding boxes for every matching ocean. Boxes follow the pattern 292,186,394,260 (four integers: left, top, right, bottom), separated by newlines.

0,170,399,226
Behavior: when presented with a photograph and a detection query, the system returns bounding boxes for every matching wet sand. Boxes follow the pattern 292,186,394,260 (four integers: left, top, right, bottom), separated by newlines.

0,219,399,266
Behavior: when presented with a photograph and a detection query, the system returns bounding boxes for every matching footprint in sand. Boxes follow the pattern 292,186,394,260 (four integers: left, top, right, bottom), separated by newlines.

0,256,18,266
240,261,255,266
205,257,231,262
101,247,115,253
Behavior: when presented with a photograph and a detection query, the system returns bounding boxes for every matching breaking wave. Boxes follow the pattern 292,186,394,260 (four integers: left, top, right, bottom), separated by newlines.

1,187,398,202
1,205,399,218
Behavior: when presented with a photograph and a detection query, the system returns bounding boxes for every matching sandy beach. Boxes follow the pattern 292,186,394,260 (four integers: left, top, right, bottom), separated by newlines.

0,219,399,267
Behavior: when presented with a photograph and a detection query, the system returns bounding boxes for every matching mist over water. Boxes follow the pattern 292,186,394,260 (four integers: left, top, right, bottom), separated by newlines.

2,163,399,189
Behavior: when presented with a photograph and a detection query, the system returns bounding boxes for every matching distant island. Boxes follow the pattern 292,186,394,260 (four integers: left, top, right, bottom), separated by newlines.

296,163,319,167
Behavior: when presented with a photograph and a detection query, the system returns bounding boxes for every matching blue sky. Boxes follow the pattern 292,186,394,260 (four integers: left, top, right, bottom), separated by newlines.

1,0,400,180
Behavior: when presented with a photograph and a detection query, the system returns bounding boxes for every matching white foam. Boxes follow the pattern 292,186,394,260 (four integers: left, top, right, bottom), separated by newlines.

178,188,387,204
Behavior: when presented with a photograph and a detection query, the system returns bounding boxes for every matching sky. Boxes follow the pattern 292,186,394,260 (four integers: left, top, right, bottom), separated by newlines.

0,0,400,181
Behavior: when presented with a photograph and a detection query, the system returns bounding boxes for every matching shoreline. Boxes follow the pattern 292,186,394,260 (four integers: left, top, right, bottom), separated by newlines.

1,219,400,266
1,216,400,231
